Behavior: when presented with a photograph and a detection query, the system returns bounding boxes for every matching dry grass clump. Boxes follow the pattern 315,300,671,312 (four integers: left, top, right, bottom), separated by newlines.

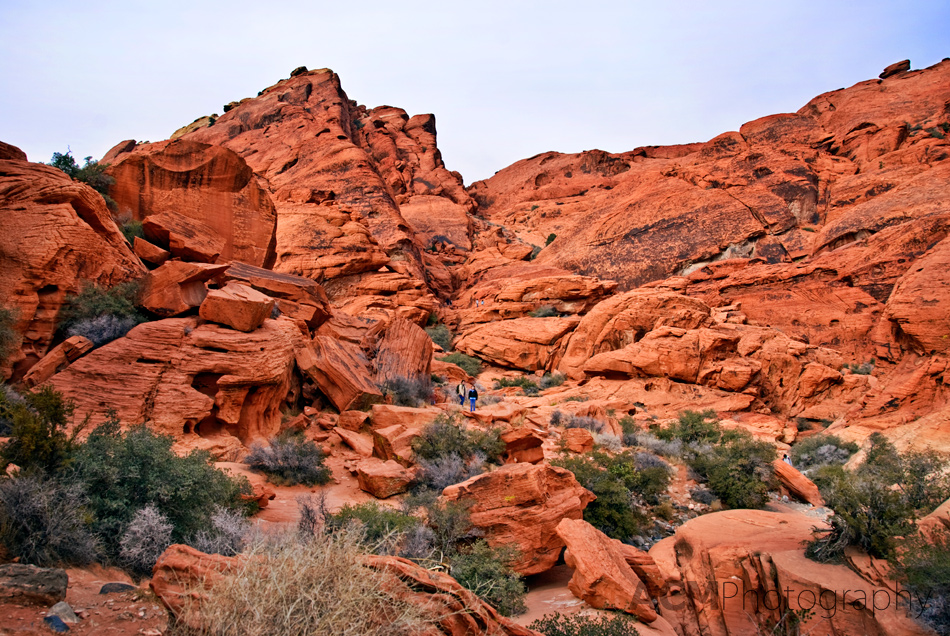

168,532,426,636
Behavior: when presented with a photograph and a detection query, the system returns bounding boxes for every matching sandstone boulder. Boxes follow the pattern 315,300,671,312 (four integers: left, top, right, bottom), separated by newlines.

561,428,595,454
133,237,171,266
50,317,301,444
500,427,545,464
441,462,595,575
139,261,229,317
295,336,383,412
336,428,375,458
356,459,412,498
338,410,371,432
21,335,93,388
375,317,433,384
556,518,658,622
772,459,825,507
199,282,275,332
107,138,277,267
884,235,950,354
223,261,331,330
455,316,580,372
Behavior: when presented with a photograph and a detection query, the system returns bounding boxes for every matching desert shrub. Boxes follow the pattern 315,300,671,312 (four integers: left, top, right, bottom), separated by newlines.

380,374,433,407
529,305,558,318
399,524,436,561
119,218,144,244
68,418,252,560
790,434,859,471
689,430,775,509
539,372,566,389
690,486,715,505
495,375,539,395
450,540,526,616
550,410,565,427
0,384,83,474
48,151,116,208
412,412,504,465
437,352,482,377
593,433,622,452
67,313,140,347
846,359,875,375
0,472,98,566
0,306,20,366
420,499,476,557
119,504,173,576
167,532,427,636
564,415,604,433
893,532,950,635
618,415,637,435
188,506,251,557
563,396,589,402
57,281,145,345
415,452,487,491
529,611,640,636
808,434,950,561
424,323,454,350
630,432,683,458
553,451,656,540
245,430,331,486
657,409,721,444
545,233,556,246
478,394,502,406
325,501,421,555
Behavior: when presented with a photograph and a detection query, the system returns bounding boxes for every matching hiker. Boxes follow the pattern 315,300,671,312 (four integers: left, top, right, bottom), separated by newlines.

783,454,793,466
468,385,478,412
456,382,466,405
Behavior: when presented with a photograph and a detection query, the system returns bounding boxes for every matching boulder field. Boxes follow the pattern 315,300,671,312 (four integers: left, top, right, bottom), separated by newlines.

1,59,948,635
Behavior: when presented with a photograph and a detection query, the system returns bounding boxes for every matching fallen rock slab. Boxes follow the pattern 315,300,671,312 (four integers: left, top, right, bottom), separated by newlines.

0,563,68,605
356,459,412,498
199,282,275,332
556,517,658,622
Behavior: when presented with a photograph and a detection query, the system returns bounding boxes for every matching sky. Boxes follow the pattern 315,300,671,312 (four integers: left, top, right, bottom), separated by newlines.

1,1,948,184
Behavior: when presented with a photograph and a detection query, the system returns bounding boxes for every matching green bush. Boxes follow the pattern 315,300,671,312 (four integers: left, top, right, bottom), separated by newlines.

325,501,421,553
539,372,566,389
545,233,556,246
808,434,950,562
0,472,99,566
495,375,540,395
893,532,950,635
412,412,505,465
529,611,640,636
790,434,859,471
245,430,332,486
552,450,663,540
0,306,20,366
68,417,252,560
529,305,558,318
689,430,775,509
657,409,721,444
48,151,116,209
425,323,454,350
450,540,526,616
379,375,433,407
437,352,482,377
119,218,144,244
0,384,84,474
57,280,145,346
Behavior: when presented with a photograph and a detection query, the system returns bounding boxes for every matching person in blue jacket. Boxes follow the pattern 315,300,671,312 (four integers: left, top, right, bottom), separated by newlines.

468,386,478,412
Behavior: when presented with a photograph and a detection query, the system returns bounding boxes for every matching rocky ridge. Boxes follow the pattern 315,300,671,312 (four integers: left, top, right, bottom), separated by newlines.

1,59,948,635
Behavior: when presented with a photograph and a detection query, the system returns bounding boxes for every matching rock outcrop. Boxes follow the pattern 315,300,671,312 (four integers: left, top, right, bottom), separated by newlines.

0,148,144,376
441,462,595,575
105,138,278,267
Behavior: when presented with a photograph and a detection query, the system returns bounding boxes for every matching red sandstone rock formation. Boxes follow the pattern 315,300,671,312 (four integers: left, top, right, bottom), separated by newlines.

105,138,277,267
649,510,927,636
556,518,658,622
441,462,595,575
0,147,145,376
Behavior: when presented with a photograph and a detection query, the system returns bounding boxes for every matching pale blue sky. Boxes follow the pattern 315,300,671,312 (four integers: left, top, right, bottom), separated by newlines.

1,1,947,183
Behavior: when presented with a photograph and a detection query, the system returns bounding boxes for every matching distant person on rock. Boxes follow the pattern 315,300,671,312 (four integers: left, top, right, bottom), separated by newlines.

468,386,478,412
457,382,466,405
783,454,793,466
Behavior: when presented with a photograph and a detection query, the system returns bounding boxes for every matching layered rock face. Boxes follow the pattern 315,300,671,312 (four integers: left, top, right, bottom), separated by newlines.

0,148,145,376
649,510,928,636
180,69,473,297
105,138,278,267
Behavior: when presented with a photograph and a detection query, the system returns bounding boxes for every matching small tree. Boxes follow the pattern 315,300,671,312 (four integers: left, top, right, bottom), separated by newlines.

48,151,116,209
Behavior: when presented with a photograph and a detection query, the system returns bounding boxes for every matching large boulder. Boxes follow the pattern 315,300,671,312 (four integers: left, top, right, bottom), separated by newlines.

295,336,383,412
772,459,824,507
49,317,301,446
199,282,275,332
441,462,595,575
223,261,331,330
105,138,278,267
455,316,581,372
139,261,229,317
356,458,412,498
375,317,433,384
20,335,93,388
556,518,658,622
